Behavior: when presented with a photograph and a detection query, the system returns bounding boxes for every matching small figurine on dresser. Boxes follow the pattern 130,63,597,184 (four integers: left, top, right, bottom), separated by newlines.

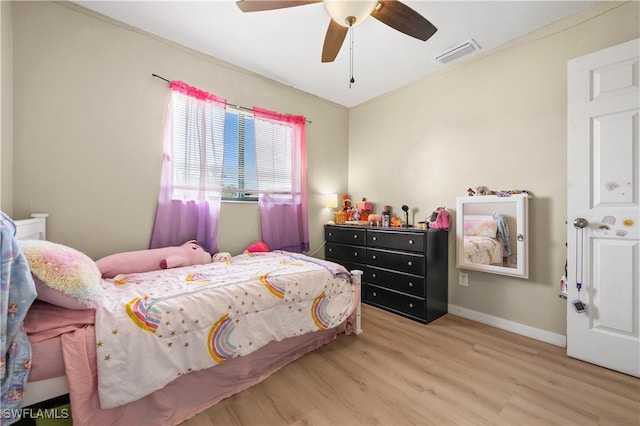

356,198,373,221
368,213,382,226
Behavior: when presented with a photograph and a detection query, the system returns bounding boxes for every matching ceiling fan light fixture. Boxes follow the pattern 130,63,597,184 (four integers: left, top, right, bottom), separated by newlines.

324,0,378,27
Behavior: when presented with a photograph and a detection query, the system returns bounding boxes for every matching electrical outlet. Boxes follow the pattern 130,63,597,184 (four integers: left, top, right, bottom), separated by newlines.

459,271,469,286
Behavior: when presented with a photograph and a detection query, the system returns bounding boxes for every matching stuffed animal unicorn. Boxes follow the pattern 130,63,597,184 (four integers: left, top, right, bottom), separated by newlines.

97,240,213,278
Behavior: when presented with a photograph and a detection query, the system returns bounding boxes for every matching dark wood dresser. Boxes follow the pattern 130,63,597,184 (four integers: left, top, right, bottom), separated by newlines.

325,225,448,324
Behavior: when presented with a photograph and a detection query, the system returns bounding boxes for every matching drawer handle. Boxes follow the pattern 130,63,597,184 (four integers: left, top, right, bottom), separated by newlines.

408,282,413,287
372,236,377,241
372,292,377,297
353,235,358,239
372,255,377,260
354,252,358,257
409,239,414,244
409,303,414,308
372,273,376,279
328,248,333,252
407,261,413,266
328,232,333,236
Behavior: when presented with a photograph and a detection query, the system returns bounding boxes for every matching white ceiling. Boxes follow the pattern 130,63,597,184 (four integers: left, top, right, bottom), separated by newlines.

74,0,600,108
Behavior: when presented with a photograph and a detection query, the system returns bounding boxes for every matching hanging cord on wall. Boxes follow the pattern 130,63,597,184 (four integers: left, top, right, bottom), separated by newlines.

307,240,327,258
151,73,312,123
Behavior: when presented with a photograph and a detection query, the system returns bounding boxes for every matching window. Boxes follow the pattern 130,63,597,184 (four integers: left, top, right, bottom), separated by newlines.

221,109,257,201
170,93,297,202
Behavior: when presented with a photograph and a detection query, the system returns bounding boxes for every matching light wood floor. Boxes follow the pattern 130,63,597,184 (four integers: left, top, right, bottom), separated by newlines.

182,305,640,426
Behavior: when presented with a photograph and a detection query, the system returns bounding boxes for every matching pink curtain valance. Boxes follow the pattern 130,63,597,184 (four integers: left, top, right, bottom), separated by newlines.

253,106,306,126
170,80,227,106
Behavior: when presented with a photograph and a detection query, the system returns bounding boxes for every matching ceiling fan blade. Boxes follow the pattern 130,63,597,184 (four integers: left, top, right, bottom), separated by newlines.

321,19,349,63
236,0,321,13
370,0,437,42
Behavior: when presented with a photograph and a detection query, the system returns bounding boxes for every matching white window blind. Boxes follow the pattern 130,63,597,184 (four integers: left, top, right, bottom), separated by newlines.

254,117,294,197
170,92,225,201
170,93,297,202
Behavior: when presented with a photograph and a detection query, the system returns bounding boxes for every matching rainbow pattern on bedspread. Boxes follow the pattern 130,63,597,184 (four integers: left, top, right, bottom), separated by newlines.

95,251,355,409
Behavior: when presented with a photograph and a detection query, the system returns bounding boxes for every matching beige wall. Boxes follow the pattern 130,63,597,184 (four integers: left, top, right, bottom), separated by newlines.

11,1,349,259
0,1,13,213
348,1,639,335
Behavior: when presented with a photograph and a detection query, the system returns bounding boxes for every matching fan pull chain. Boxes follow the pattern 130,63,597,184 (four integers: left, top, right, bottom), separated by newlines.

349,26,355,88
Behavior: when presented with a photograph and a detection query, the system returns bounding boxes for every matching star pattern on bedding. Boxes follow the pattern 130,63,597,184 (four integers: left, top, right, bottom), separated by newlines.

95,251,355,409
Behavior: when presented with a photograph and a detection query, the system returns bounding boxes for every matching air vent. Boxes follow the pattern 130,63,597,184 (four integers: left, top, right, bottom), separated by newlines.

435,39,480,64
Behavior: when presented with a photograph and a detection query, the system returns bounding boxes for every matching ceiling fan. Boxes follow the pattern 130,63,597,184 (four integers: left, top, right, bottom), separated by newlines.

235,0,438,63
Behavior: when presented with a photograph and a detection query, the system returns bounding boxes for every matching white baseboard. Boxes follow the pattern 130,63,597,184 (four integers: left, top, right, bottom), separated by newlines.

448,304,566,347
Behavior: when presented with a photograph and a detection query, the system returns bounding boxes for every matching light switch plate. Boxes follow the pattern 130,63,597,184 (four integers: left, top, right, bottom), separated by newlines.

459,271,469,286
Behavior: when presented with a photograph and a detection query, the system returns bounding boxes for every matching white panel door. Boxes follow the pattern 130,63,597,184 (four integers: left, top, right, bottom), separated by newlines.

567,38,639,377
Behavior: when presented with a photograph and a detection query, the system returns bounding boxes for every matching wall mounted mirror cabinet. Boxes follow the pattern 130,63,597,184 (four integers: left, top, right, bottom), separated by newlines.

456,194,530,278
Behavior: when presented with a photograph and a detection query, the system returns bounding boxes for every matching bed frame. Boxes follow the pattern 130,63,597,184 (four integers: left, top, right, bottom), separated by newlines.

14,213,49,241
14,213,362,408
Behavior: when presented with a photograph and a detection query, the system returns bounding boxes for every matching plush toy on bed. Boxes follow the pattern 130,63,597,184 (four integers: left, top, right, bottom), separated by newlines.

212,251,232,262
243,241,270,253
97,240,214,279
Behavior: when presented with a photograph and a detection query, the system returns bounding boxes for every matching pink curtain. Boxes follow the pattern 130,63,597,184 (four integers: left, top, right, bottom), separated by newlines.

149,81,227,253
254,107,309,252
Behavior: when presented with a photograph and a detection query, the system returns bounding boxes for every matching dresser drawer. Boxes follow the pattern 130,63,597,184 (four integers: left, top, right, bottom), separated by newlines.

325,227,366,245
365,284,425,320
325,242,366,263
367,230,424,253
365,266,425,298
366,248,424,276
327,258,365,274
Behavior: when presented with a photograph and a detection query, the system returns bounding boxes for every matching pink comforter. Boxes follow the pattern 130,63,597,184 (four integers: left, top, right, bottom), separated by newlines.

26,302,353,425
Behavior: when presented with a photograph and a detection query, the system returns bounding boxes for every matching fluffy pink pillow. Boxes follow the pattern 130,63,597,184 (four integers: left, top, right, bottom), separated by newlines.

32,275,92,310
463,220,498,238
18,239,104,309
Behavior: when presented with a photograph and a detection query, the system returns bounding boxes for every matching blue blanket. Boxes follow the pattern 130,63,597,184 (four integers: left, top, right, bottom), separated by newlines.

1,212,36,425
493,212,511,258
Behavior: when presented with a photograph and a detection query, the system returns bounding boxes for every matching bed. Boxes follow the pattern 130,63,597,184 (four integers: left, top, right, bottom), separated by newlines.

462,215,505,266
7,214,362,425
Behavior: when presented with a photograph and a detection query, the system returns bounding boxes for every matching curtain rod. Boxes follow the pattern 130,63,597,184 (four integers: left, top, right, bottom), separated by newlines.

152,74,311,123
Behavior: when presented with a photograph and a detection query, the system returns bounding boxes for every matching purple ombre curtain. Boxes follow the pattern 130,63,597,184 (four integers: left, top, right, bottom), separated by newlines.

254,107,309,252
149,81,227,253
